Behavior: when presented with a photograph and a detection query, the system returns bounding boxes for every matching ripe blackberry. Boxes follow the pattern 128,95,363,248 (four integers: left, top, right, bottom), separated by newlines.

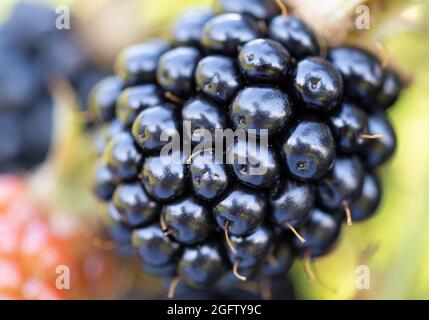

317,156,365,213
103,132,143,181
189,151,230,201
0,1,108,173
112,182,159,227
349,173,382,222
328,46,384,108
270,180,315,231
213,186,267,236
156,47,201,98
182,96,227,141
293,57,343,113
292,208,342,258
132,103,180,152
329,102,370,153
195,55,242,103
282,120,336,181
230,86,292,136
115,39,170,86
172,10,214,47
161,196,213,245
230,137,280,188
91,0,404,298
201,13,262,54
90,77,123,123
268,15,320,60
238,39,292,82
117,84,165,127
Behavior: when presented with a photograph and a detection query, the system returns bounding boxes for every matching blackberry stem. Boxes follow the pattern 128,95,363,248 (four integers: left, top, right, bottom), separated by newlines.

342,200,353,226
233,260,247,281
285,221,306,243
360,133,384,140
167,276,181,299
165,91,184,104
275,0,288,17
224,221,237,254
160,214,168,232
160,215,177,236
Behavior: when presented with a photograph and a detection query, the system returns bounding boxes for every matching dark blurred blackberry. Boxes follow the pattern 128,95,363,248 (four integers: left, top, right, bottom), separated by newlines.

0,1,108,173
90,0,403,299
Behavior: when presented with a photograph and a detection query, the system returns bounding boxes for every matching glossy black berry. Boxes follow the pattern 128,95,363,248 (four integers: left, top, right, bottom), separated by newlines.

238,39,291,82
317,156,365,210
213,186,267,236
377,68,402,109
293,57,343,113
189,151,229,201
228,224,273,269
116,84,164,127
161,196,213,245
329,102,369,153
270,180,315,229
182,96,226,142
214,0,280,20
365,112,397,167
89,76,123,123
229,136,279,188
132,103,180,152
105,204,134,257
172,10,214,46
140,153,187,202
268,15,320,59
115,39,169,86
178,242,226,288
293,208,341,258
201,13,262,55
195,55,242,103
230,87,293,136
93,119,125,156
72,65,109,110
328,46,384,107
112,182,159,227
132,224,181,266
282,120,336,181
350,173,382,221
260,242,295,278
156,47,200,98
93,161,116,201
103,132,143,181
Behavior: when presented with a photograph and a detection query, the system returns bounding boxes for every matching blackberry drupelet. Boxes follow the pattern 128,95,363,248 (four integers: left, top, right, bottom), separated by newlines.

90,0,403,298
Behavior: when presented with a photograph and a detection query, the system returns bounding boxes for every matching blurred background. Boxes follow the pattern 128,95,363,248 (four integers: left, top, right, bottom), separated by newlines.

0,0,428,299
